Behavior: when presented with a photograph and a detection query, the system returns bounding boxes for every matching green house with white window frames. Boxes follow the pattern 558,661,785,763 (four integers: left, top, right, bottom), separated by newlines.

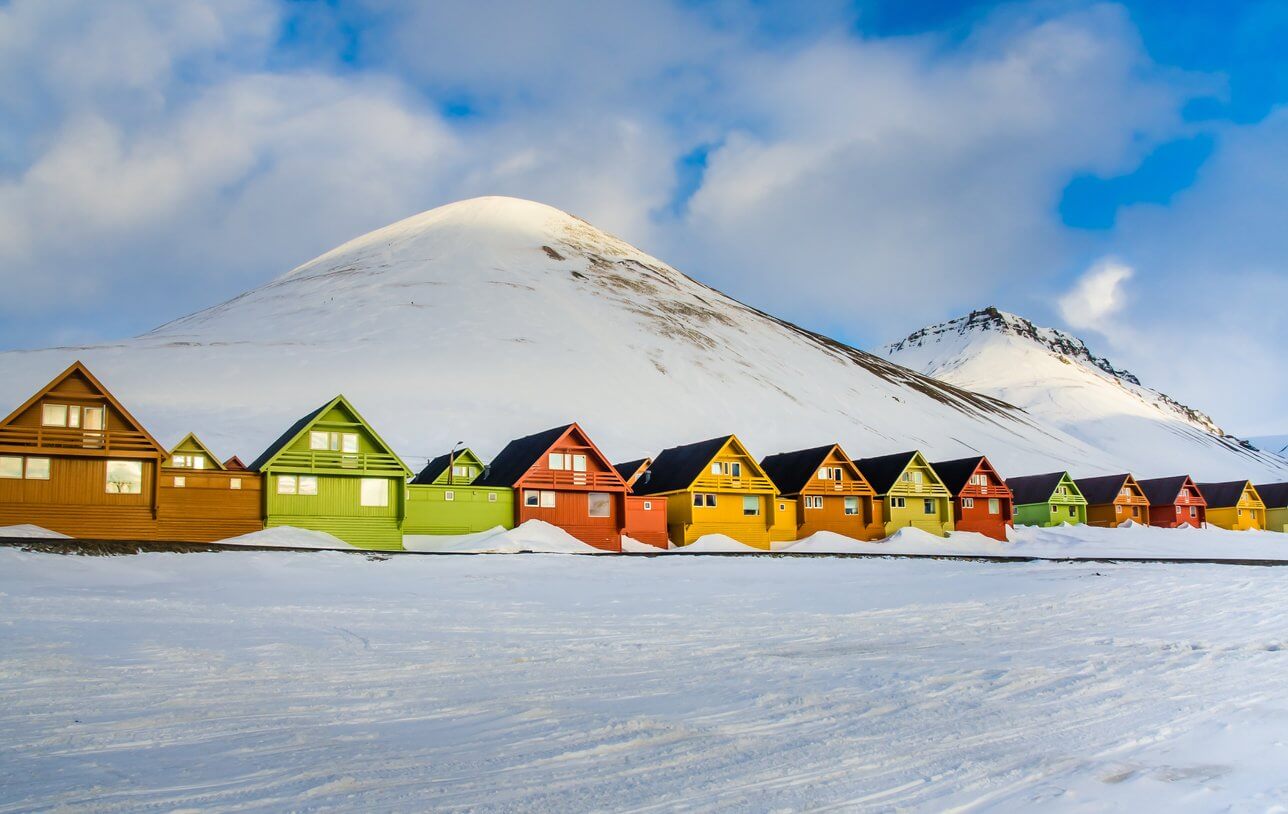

249,395,412,550
403,447,515,537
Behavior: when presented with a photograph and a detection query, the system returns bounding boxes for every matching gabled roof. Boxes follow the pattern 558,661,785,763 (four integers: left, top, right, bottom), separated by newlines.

852,451,920,495
1254,482,1288,509
165,432,226,470
1006,472,1075,505
614,458,651,487
411,448,484,486
1074,474,1134,505
760,444,844,496
632,436,733,496
224,456,248,471
1196,480,1260,509
1137,476,1197,506
249,395,410,475
475,424,573,487
930,456,1003,497
0,360,165,454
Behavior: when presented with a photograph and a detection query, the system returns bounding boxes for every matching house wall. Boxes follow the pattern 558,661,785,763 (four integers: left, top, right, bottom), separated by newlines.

879,458,953,537
1013,496,1086,527
675,490,776,549
1266,507,1288,533
1207,505,1265,531
0,456,158,539
1087,497,1150,528
952,465,1013,541
158,470,263,542
797,494,883,540
515,490,622,550
1148,490,1206,528
404,484,514,535
265,473,403,550
624,495,668,548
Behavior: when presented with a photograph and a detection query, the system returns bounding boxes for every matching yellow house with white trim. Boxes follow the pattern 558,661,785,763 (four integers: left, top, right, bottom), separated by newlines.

1196,480,1265,531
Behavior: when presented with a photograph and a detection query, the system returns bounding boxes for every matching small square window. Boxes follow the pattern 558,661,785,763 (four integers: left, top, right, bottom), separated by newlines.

540,491,556,508
277,475,298,495
488,492,498,503
42,404,68,427
360,478,387,507
25,458,50,480
643,500,652,510
742,495,759,516
299,476,318,496
173,476,186,488
444,490,455,502
0,456,22,479
525,490,540,507
230,478,242,490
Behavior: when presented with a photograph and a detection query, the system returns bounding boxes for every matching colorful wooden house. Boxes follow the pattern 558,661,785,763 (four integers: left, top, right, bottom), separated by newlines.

1075,474,1151,527
250,395,411,550
474,423,634,551
1006,472,1087,526
760,444,882,541
613,458,670,549
223,456,249,471
403,447,514,536
157,432,263,542
851,451,953,537
632,435,796,549
930,456,1013,541
1253,483,1287,533
1196,480,1266,531
0,361,166,539
1137,476,1207,529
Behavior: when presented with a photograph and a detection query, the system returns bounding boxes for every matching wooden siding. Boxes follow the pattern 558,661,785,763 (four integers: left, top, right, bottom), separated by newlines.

1266,507,1288,534
158,471,263,542
404,484,515,535
511,425,630,551
873,453,953,537
1085,479,1151,528
950,460,1013,541
794,447,882,540
1012,473,1086,527
623,495,668,548
265,473,404,549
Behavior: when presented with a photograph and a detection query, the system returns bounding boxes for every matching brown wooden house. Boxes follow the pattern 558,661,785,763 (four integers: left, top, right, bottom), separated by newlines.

1075,473,1151,527
157,432,264,542
0,361,166,539
614,457,669,549
930,455,1014,541
760,444,882,540
1137,475,1207,528
476,423,634,551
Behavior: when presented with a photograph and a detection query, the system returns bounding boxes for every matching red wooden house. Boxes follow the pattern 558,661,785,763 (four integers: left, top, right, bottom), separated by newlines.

614,457,670,549
1137,476,1207,528
930,455,1014,541
475,423,634,551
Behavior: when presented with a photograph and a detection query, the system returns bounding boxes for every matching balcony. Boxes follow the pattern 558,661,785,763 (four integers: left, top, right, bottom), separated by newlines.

522,469,624,490
271,450,407,475
0,426,157,455
693,473,777,492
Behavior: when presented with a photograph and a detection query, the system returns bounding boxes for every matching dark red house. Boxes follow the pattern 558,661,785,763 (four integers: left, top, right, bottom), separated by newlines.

930,455,1014,541
1137,476,1207,528
475,423,633,551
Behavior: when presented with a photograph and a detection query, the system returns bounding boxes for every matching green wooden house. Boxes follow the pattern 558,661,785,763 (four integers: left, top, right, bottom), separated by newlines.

1006,471,1088,526
250,395,411,550
404,447,514,536
852,450,954,537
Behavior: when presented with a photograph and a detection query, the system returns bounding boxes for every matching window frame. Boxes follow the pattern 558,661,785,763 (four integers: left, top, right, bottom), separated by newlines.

0,456,22,479
105,460,144,495
742,495,760,516
587,492,611,518
359,478,388,507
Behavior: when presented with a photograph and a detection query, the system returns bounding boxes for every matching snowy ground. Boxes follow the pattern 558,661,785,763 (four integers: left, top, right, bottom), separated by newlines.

2,549,1287,812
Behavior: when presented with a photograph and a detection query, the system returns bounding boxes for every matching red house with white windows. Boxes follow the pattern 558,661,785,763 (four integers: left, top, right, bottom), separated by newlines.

930,455,1014,541
476,423,659,552
1137,476,1207,528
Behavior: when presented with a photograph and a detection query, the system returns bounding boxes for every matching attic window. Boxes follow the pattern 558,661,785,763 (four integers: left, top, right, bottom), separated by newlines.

42,404,69,426
311,432,358,453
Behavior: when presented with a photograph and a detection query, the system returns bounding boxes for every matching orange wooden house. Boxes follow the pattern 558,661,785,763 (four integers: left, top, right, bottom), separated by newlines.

0,361,167,539
759,444,883,540
614,457,669,549
1137,476,1207,528
1074,473,1151,527
475,423,636,551
157,432,263,542
930,456,1014,541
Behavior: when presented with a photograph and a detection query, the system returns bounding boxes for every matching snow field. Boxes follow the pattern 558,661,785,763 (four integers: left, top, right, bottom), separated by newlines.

1,549,1287,811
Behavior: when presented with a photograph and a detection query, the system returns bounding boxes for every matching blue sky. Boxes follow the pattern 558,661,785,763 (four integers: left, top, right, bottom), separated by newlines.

1,0,1285,433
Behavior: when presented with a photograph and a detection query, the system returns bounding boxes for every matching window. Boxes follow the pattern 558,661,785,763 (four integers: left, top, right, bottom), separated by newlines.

444,490,455,502
1116,505,1123,514
540,491,556,508
173,476,185,488
1051,505,1058,513
962,497,975,509
311,431,358,452
277,475,298,495
452,465,475,479
25,458,50,480
1176,506,1183,514
693,493,703,507
0,457,22,479
230,478,242,490
711,462,722,475
83,407,104,431
360,478,388,507
526,490,556,508
1068,505,1076,516
819,466,843,481
779,503,786,511
891,497,906,509
342,434,359,454
643,500,652,510
42,404,69,426
923,499,935,515
988,498,1000,515
912,472,923,484
299,476,318,495
805,495,823,510
1238,509,1243,517
1179,488,1189,498
487,492,497,503
694,493,716,508
105,460,143,494
548,453,586,471
742,495,759,516
1120,487,1131,497
1189,506,1197,518
844,496,859,516
171,454,207,470
588,492,611,517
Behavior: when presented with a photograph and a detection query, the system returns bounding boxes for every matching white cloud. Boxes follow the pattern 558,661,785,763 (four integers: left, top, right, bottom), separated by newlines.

1058,257,1134,335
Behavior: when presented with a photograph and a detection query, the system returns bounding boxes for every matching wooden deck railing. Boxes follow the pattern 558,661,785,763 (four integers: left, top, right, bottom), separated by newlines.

0,426,155,454
271,450,406,475
522,470,623,490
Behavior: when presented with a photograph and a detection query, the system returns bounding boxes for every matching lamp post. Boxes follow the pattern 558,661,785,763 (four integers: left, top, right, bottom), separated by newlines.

448,440,463,485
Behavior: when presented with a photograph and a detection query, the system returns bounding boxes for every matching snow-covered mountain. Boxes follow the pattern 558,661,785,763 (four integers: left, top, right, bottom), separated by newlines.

0,197,1281,481
884,307,1285,480
1248,435,1288,458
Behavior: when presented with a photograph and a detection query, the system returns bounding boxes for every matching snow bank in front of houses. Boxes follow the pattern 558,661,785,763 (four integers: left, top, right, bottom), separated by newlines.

403,520,607,554
218,526,357,549
671,534,768,553
0,524,72,539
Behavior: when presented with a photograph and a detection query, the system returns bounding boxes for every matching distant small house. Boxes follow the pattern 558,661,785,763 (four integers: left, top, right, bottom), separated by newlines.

475,423,633,551
852,451,953,537
930,456,1013,541
633,435,796,549
403,447,514,537
1137,476,1207,529
1253,483,1287,533
158,432,263,542
1006,472,1087,527
1196,480,1266,531
613,457,669,549
250,395,412,550
760,444,882,541
0,361,167,540
1075,474,1151,528
223,456,249,471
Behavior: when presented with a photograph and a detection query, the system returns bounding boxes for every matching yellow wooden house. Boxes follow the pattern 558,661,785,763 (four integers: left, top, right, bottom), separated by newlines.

853,450,955,537
1196,480,1266,531
632,435,796,549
